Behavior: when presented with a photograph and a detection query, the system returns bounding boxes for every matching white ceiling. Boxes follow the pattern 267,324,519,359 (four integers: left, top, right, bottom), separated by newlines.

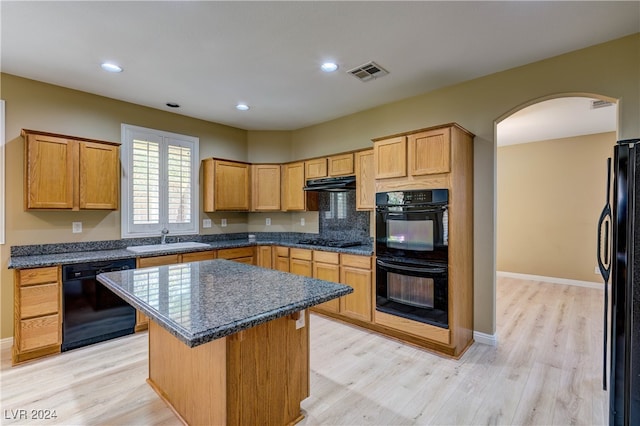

1,1,638,136
497,97,618,146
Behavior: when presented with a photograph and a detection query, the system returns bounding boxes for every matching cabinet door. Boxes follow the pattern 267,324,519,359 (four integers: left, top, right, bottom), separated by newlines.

79,141,119,209
305,158,327,179
312,262,340,313
373,136,407,179
252,164,281,211
290,259,312,277
328,153,354,176
282,162,306,211
355,149,374,210
275,256,290,272
408,128,451,175
25,133,75,209
340,258,372,322
257,246,273,268
215,160,250,211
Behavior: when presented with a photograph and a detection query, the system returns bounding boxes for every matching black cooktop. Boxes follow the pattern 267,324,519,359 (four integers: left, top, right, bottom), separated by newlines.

297,238,362,248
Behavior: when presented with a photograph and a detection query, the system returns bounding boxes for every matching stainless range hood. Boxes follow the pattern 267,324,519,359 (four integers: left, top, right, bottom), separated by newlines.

303,176,356,192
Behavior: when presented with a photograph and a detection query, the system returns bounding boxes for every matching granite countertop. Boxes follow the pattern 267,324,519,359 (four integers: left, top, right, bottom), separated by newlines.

97,259,353,347
8,238,374,269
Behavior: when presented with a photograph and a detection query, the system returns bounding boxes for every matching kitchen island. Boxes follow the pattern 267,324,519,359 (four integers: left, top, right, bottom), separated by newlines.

97,259,352,425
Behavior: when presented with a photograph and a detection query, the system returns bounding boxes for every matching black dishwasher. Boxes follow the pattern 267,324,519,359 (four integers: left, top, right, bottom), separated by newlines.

62,259,136,352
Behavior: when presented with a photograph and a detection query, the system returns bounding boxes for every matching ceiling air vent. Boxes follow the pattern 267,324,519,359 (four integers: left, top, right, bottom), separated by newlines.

591,99,614,109
348,61,389,82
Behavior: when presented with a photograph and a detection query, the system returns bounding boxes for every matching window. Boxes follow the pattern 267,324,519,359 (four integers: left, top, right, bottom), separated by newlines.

324,192,347,220
121,124,199,238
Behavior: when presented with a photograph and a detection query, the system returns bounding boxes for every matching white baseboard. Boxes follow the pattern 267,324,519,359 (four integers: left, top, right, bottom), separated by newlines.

1,336,13,349
473,331,497,346
497,271,603,290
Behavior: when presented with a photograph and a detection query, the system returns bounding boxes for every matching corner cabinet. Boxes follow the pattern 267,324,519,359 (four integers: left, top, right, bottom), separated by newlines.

281,162,318,212
251,164,281,211
22,129,119,210
13,266,62,365
203,159,251,212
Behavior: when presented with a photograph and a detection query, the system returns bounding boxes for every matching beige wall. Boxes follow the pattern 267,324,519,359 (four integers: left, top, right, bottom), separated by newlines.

1,33,638,340
497,132,615,282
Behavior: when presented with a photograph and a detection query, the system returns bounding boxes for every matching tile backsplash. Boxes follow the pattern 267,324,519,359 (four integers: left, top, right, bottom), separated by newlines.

318,191,370,242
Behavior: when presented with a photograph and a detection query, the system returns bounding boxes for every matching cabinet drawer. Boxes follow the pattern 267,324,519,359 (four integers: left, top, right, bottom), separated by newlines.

275,246,289,257
290,248,312,261
232,256,255,265
138,254,180,268
181,250,216,263
313,250,339,264
341,254,371,269
20,283,59,319
19,314,60,352
18,267,58,286
218,246,254,259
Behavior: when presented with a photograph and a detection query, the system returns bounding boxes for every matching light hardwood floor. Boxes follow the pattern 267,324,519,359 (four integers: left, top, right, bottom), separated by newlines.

1,276,607,425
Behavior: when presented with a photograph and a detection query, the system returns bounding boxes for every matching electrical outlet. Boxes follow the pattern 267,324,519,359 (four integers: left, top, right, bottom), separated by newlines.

203,219,212,228
300,218,305,226
266,218,271,226
221,218,227,227
72,222,82,233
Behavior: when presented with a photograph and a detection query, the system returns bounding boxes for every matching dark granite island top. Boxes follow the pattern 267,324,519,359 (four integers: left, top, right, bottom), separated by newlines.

96,259,353,347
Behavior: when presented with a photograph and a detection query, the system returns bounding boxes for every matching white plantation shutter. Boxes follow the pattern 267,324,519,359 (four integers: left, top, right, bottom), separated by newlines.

121,124,199,238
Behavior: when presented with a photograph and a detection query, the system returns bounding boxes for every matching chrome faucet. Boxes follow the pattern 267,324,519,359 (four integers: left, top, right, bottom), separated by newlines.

160,227,169,244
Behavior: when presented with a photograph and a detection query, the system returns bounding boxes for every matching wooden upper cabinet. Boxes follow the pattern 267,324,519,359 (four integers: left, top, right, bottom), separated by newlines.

373,136,407,179
305,158,327,179
408,128,451,176
328,153,354,176
281,162,317,212
23,129,119,210
203,159,251,212
355,149,374,210
79,142,119,209
251,164,281,211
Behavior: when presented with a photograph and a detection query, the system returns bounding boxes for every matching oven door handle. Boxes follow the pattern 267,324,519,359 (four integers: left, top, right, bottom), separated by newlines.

381,208,445,215
376,259,446,274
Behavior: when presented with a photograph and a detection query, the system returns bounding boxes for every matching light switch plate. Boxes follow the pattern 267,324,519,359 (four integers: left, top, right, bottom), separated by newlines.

266,218,271,226
221,218,227,227
203,219,212,228
300,218,305,226
72,222,82,233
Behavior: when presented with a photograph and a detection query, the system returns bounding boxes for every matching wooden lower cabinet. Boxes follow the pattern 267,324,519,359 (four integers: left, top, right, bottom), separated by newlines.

290,248,312,277
339,255,372,322
256,246,273,268
218,247,255,265
181,250,216,263
312,251,340,314
274,246,290,272
13,266,62,365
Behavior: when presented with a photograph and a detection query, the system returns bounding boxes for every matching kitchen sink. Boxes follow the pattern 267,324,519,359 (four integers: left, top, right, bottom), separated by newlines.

126,242,210,254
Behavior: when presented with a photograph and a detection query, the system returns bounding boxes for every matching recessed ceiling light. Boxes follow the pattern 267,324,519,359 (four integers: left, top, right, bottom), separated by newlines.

166,102,180,108
100,62,123,73
236,103,250,111
321,62,338,72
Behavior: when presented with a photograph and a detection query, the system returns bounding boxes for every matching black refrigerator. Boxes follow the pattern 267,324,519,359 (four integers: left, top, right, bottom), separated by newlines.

598,138,640,425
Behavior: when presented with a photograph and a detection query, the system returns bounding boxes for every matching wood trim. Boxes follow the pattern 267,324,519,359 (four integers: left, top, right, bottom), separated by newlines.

371,122,475,142
21,129,120,146
374,310,450,345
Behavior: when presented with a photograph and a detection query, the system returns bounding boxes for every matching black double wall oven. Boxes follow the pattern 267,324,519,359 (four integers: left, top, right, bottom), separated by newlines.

375,189,449,329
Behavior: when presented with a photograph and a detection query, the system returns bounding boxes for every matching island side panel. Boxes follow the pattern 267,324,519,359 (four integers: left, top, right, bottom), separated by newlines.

147,321,227,425
227,310,310,426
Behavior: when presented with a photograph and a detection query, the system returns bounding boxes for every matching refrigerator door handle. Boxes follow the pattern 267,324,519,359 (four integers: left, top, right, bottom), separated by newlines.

598,157,612,390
